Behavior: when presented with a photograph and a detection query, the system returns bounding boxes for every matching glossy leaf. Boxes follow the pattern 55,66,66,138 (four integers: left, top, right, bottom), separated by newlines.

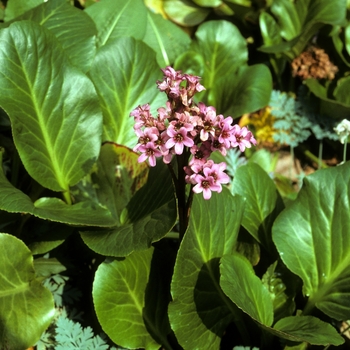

232,163,284,253
272,162,350,320
333,76,350,105
93,247,161,350
72,142,149,225
210,64,272,117
193,0,222,6
85,0,147,46
259,11,282,47
260,0,347,57
0,233,55,349
163,0,210,27
34,197,116,227
88,36,165,147
0,157,115,227
261,261,297,322
143,10,191,67
15,0,97,73
168,189,245,349
80,162,176,257
0,21,103,192
4,0,42,21
193,20,247,90
304,79,350,120
273,316,344,346
271,0,302,41
220,253,274,326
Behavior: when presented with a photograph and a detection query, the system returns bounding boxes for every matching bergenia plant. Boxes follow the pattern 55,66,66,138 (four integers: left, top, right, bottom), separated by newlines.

131,66,256,238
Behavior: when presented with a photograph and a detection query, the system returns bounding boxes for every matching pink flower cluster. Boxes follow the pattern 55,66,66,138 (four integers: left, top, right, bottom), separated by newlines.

131,66,257,199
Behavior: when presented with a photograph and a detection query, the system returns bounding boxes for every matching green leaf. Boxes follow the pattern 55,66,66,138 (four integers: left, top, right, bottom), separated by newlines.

273,316,344,346
333,76,350,105
86,143,149,223
25,222,74,256
15,0,97,73
261,261,297,322
260,0,347,57
163,0,210,27
168,189,245,349
88,36,165,147
0,157,115,227
34,197,116,227
85,0,147,46
220,253,274,326
143,10,191,67
33,257,67,278
345,22,350,56
80,162,176,257
232,163,284,253
210,64,272,117
0,21,103,192
271,0,302,41
0,233,55,349
272,162,350,320
304,79,350,120
259,11,282,47
193,0,222,6
93,247,161,350
193,20,248,90
4,0,42,21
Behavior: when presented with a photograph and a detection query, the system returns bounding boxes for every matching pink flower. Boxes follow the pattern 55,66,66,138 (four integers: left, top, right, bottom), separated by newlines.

133,127,159,152
165,127,194,155
231,125,257,152
138,142,162,167
193,174,221,200
204,162,230,191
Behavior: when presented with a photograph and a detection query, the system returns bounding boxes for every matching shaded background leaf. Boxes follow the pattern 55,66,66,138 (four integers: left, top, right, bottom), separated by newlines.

143,10,191,67
85,0,147,46
80,162,176,257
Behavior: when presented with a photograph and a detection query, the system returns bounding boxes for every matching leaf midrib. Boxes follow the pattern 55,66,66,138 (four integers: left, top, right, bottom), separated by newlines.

19,48,66,190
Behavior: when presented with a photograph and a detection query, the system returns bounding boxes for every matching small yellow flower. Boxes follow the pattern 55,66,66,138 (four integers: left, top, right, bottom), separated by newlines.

240,107,278,146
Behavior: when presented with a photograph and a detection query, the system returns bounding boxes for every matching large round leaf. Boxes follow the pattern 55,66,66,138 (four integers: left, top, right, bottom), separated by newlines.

143,10,191,67
0,233,55,349
273,161,350,320
15,0,97,73
85,0,147,47
80,162,176,257
231,162,284,253
88,36,165,147
220,253,274,326
0,21,103,192
210,64,272,118
168,189,245,349
193,20,247,90
93,247,161,349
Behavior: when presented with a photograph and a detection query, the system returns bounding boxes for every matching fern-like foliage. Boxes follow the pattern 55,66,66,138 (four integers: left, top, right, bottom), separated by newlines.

269,90,311,148
37,268,119,350
296,85,338,141
55,316,112,350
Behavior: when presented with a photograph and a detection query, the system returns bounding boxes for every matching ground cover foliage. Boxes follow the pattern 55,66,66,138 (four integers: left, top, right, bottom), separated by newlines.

0,0,350,349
